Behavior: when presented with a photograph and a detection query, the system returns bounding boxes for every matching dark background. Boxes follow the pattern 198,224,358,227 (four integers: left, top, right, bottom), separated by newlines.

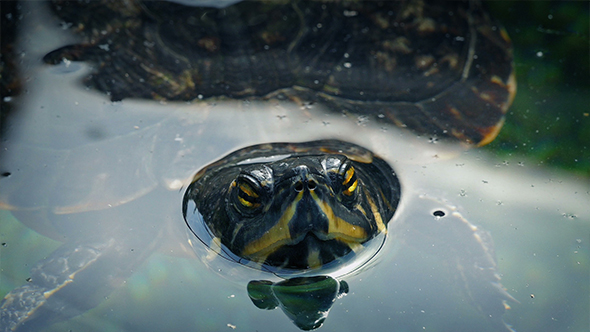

486,1,590,177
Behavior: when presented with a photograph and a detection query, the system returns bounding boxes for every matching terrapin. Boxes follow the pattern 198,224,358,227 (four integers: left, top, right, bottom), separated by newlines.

42,0,514,145
183,140,401,272
1,0,516,331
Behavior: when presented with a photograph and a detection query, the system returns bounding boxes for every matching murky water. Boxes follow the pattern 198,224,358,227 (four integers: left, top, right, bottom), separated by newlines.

1,2,588,332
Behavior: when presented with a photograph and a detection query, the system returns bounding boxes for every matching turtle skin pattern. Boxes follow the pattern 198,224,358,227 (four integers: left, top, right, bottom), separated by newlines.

44,0,515,145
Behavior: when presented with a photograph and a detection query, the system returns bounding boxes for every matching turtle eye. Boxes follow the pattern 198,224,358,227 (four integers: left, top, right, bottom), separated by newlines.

234,175,262,210
341,165,358,196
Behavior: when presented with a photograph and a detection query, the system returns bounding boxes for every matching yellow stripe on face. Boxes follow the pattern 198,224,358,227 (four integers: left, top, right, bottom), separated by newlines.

347,242,364,253
311,192,367,243
238,196,259,208
364,188,386,233
342,179,358,196
239,182,259,198
241,191,302,260
307,249,322,269
343,166,355,185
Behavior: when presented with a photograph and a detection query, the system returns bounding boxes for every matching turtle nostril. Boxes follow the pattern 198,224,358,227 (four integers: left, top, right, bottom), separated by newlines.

307,180,317,191
294,181,304,192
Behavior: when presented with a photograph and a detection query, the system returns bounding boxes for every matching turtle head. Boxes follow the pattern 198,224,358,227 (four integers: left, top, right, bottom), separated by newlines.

185,140,401,272
225,155,388,270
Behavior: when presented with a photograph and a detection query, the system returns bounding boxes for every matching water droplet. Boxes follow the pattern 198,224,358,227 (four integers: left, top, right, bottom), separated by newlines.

301,101,314,109
343,62,352,68
356,115,369,126
60,21,73,30
536,51,544,58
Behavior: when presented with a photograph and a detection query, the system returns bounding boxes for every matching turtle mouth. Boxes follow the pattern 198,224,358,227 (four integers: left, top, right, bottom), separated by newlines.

241,222,324,261
248,232,357,269
241,191,368,263
242,221,367,270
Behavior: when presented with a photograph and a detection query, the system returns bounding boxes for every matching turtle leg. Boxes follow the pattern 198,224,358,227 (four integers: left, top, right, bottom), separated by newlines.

0,208,165,332
2,238,113,331
0,233,157,332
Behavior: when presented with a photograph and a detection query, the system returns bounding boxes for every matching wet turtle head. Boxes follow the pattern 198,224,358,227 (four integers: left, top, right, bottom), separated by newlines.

226,155,385,269
184,140,401,272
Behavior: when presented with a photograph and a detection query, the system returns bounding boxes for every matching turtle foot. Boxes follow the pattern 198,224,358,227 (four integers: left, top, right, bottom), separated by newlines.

0,238,129,332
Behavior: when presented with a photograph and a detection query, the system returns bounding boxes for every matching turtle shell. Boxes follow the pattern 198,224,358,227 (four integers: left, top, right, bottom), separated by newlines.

183,139,401,272
43,0,515,145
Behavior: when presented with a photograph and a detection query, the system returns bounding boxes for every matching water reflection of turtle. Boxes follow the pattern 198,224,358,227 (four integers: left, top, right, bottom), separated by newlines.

1,0,516,331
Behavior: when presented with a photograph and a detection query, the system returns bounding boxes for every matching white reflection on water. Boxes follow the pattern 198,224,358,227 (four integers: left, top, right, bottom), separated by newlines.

0,2,588,332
